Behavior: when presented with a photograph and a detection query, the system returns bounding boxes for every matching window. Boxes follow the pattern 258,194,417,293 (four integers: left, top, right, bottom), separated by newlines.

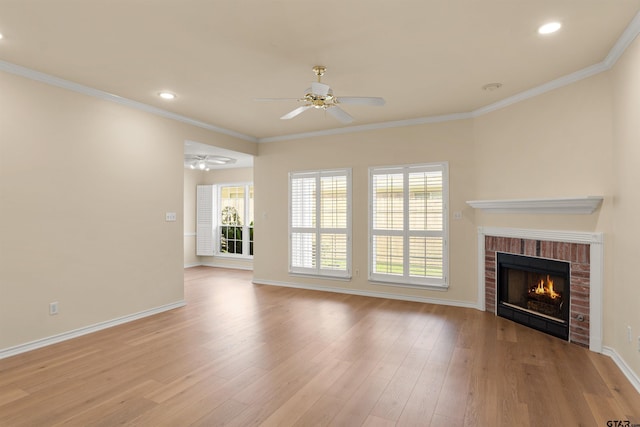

369,163,448,288
219,184,254,257
289,169,351,278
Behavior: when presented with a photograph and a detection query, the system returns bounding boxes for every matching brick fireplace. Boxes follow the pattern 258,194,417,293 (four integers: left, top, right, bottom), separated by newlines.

478,227,603,351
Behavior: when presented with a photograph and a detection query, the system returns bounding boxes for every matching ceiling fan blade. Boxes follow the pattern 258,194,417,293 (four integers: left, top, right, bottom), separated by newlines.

311,82,331,96
327,106,354,124
336,96,385,106
280,105,312,120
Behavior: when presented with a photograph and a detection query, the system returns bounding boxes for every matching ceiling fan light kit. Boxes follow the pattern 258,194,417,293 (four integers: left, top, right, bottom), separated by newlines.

184,154,236,170
257,65,385,124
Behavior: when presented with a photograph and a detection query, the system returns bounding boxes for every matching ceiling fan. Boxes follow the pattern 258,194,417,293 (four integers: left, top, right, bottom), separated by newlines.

257,66,385,124
184,154,236,170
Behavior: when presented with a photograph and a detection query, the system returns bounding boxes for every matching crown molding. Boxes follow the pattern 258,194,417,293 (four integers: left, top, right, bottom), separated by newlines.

604,9,640,67
470,62,609,118
0,60,258,143
2,9,639,144
258,10,640,142
473,9,640,118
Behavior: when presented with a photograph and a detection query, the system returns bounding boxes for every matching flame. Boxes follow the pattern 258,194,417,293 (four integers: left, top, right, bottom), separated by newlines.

533,275,560,299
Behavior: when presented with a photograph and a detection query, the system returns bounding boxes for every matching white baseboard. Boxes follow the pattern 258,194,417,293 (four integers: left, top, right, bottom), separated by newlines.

184,262,253,271
602,346,640,394
252,277,479,309
0,301,186,360
200,261,253,271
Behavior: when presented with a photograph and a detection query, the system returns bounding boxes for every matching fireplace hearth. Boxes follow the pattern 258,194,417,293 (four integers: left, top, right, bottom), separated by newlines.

497,253,570,340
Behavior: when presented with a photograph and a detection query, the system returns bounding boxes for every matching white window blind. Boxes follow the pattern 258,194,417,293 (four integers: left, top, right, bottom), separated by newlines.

369,163,448,288
289,169,351,278
196,185,216,256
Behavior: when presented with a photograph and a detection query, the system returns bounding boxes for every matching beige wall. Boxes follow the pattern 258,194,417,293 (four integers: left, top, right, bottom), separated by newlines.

253,63,639,380
2,35,639,381
611,35,640,378
472,72,618,350
254,120,478,305
0,71,255,351
183,167,254,269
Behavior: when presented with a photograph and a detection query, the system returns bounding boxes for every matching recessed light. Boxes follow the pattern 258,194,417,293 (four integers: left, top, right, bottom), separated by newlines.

538,22,561,35
158,91,176,100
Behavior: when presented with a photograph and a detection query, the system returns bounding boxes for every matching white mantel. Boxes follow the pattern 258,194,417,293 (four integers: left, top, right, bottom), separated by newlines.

466,196,603,214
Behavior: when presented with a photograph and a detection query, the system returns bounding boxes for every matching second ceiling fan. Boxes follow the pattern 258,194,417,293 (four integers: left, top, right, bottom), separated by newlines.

257,66,385,124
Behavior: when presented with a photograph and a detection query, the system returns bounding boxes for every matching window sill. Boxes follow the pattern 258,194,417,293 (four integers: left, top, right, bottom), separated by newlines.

289,272,352,282
368,279,449,291
215,253,253,260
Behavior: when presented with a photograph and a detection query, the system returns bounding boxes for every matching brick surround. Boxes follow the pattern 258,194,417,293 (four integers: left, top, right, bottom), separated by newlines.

484,236,591,347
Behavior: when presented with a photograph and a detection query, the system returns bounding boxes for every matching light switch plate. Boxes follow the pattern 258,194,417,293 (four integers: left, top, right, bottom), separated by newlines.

165,212,177,222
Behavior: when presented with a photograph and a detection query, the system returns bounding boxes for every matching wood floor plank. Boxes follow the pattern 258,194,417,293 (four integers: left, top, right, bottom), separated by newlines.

362,414,397,427
52,380,161,427
327,373,391,427
0,387,29,407
0,266,638,426
258,358,352,427
395,346,448,425
433,346,472,423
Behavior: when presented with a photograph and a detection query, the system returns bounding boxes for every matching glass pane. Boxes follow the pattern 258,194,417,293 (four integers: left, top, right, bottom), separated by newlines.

291,177,316,228
320,233,347,271
409,171,443,231
220,185,248,254
291,232,316,269
221,225,243,254
321,175,347,229
372,235,403,275
372,173,403,230
409,236,443,278
220,186,245,226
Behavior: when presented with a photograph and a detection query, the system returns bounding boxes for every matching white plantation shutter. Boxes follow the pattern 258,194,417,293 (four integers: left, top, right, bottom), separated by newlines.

196,185,216,256
290,175,316,269
370,163,448,288
289,169,351,278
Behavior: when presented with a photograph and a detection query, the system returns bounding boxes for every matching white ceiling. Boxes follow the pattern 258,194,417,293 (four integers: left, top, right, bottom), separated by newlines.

1,1,639,147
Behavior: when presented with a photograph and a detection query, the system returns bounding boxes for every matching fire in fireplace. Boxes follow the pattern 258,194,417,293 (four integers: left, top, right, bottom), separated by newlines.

497,253,570,340
529,274,563,317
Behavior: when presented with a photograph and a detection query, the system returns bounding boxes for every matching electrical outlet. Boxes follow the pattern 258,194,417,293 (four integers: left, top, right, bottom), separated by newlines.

453,211,463,220
49,301,59,315
638,336,640,352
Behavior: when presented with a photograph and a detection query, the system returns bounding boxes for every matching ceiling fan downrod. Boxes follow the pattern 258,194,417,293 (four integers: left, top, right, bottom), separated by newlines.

313,65,326,82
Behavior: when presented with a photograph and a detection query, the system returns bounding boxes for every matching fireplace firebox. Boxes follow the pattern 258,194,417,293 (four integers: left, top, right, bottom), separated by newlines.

497,252,570,340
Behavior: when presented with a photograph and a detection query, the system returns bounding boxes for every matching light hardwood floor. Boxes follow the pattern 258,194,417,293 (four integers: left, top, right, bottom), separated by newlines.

1,266,639,426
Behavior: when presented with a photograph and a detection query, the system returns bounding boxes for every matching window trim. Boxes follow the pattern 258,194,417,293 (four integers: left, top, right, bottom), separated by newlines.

368,162,449,289
217,182,254,259
288,168,352,279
